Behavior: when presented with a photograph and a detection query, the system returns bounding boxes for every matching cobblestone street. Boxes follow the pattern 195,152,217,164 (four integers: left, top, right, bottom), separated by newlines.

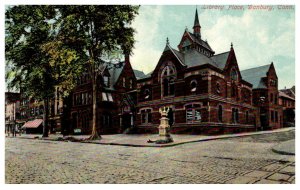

5,131,295,184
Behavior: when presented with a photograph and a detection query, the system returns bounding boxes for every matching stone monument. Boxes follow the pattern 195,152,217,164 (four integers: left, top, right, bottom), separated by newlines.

158,106,171,136
147,106,173,144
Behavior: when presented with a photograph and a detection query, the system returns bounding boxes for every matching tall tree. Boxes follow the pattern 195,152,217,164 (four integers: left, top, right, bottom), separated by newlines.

50,5,139,140
5,5,57,137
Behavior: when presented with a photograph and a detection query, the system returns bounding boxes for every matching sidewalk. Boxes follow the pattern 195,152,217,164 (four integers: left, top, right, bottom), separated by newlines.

272,139,295,155
9,127,295,147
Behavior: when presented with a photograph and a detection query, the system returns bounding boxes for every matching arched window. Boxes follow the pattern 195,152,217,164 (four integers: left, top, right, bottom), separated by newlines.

218,105,223,122
144,89,150,99
231,85,236,97
169,77,175,95
163,78,169,96
161,63,176,97
190,80,197,92
230,69,238,81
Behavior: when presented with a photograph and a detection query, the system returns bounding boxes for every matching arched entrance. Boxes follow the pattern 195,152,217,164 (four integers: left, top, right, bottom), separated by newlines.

121,103,133,132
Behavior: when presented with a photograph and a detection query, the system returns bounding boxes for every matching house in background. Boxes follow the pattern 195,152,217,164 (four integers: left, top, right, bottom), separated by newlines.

279,87,295,126
241,63,283,130
68,54,138,135
5,92,20,134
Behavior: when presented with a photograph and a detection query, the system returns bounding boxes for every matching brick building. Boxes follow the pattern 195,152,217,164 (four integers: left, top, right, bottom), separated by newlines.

68,55,139,135
5,92,20,134
10,9,292,135
241,63,283,130
279,87,295,126
134,9,258,134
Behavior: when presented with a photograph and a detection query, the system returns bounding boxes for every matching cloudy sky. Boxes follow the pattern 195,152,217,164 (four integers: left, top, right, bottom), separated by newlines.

130,5,295,89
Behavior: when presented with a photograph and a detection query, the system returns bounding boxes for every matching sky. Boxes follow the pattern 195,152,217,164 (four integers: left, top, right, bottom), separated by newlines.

130,5,295,90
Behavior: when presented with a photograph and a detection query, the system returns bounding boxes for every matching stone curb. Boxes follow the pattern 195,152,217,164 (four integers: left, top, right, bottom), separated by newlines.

11,127,295,148
271,140,295,155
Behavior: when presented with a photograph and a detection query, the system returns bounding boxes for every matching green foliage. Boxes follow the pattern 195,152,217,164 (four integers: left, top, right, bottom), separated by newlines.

5,5,57,100
5,5,139,137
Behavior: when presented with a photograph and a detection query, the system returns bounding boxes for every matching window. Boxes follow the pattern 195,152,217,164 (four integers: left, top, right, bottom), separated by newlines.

186,104,201,123
218,105,223,122
129,79,133,89
275,111,278,123
161,64,176,97
102,114,111,127
144,89,150,99
169,78,175,95
103,76,109,87
163,78,169,96
246,111,249,123
102,92,113,102
122,77,126,87
232,108,239,123
230,69,238,81
141,109,152,124
190,80,197,92
270,93,273,103
270,111,274,122
216,82,221,94
274,94,277,104
88,93,92,104
231,85,236,97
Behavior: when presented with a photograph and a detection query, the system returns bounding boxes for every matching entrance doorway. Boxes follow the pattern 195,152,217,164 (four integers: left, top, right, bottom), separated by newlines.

122,113,132,132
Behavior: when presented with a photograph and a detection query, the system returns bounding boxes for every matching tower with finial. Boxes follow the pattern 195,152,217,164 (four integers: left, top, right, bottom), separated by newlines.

193,8,201,39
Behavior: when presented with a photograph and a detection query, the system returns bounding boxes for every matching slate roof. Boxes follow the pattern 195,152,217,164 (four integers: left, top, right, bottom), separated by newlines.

188,32,214,52
101,62,126,87
240,64,271,89
279,91,295,100
133,69,148,80
184,50,218,68
212,51,230,70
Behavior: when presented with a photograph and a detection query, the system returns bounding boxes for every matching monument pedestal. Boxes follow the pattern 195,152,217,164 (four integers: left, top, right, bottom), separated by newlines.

147,106,173,144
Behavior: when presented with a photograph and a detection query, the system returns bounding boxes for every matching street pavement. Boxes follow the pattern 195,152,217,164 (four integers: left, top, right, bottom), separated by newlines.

5,130,295,184
13,127,295,147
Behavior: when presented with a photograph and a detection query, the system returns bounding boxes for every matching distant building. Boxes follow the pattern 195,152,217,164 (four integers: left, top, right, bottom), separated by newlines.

279,87,295,126
241,63,283,130
5,92,20,134
68,54,138,135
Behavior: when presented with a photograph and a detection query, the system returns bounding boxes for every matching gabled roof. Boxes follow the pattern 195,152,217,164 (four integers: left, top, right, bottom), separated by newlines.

183,49,218,68
188,32,214,53
211,51,230,70
102,62,126,86
164,44,185,66
280,86,295,99
279,91,295,100
240,64,271,89
133,69,148,80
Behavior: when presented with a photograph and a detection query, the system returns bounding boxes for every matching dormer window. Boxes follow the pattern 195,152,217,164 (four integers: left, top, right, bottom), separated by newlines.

103,76,109,87
230,69,238,81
